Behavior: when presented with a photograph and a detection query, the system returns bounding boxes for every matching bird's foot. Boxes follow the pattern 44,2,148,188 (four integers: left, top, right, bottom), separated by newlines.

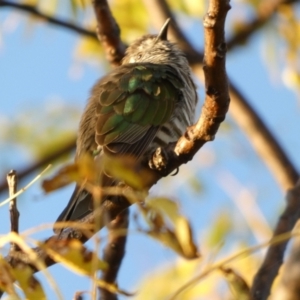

148,147,168,175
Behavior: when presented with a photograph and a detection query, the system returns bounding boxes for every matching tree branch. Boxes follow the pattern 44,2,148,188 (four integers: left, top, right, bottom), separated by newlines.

0,139,76,194
227,0,300,51
99,209,129,300
2,0,299,298
271,220,300,300
92,0,126,66
144,0,299,190
1,0,230,296
1,0,298,192
0,1,97,39
250,178,300,300
7,170,19,252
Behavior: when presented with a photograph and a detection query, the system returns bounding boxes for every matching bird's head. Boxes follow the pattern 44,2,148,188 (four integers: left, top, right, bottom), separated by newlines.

122,19,188,70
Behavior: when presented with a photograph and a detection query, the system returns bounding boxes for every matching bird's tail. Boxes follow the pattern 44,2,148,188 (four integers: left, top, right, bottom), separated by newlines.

54,185,93,234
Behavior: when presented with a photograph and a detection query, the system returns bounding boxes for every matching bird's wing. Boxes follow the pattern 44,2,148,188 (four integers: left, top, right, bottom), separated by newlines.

54,63,184,232
95,63,184,158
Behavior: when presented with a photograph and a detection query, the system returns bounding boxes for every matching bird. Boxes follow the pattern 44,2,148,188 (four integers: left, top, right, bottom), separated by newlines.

54,19,198,234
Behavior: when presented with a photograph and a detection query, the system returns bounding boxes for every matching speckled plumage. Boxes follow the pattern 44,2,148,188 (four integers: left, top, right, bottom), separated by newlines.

55,20,198,232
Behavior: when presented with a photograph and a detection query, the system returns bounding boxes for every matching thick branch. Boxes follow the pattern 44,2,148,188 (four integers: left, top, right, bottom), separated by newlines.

271,220,300,300
99,209,129,300
1,0,230,289
0,1,97,39
2,0,299,298
92,0,126,66
250,178,300,300
144,0,298,190
142,0,230,178
1,0,298,192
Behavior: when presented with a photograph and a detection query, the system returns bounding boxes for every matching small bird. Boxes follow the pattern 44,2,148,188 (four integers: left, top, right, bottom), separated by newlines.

55,19,198,233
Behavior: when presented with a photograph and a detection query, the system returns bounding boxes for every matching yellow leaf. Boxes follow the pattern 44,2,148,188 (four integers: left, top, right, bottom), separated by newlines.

40,239,107,276
175,217,198,259
147,197,179,223
145,198,199,259
110,0,148,42
0,257,18,297
42,163,80,192
206,211,232,247
12,264,46,300
75,37,103,61
42,153,101,192
103,155,154,190
220,266,251,300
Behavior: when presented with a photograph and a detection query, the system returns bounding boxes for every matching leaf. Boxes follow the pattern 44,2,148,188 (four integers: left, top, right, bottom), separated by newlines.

207,211,232,248
167,0,206,16
39,239,134,297
103,155,154,190
0,257,18,298
40,239,107,276
110,0,148,42
12,264,46,300
220,266,251,300
42,154,100,192
0,256,46,300
143,198,199,259
75,37,103,61
42,163,79,192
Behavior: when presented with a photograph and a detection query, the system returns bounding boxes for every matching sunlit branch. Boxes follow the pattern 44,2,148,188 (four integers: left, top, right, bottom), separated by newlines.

92,0,126,66
0,0,230,293
1,0,298,193
144,0,298,190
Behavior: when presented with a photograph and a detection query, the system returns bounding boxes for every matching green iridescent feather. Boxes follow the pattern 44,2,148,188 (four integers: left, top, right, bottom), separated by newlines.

96,63,183,156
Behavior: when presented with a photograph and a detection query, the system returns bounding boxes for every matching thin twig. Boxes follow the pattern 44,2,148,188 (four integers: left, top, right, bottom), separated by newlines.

227,0,300,51
7,170,19,252
0,139,75,194
0,0,97,39
250,178,300,300
0,165,52,208
169,229,300,300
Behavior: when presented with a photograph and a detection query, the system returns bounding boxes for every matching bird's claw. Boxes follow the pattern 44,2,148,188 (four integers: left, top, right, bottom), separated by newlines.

148,147,168,175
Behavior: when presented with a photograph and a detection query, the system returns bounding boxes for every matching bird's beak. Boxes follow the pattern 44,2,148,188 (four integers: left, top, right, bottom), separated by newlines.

154,18,171,43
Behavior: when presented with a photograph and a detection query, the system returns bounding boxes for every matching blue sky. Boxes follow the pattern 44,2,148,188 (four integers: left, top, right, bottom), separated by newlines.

0,3,300,300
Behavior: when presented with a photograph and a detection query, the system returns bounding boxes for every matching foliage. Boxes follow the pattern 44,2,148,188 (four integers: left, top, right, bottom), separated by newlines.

1,0,300,299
